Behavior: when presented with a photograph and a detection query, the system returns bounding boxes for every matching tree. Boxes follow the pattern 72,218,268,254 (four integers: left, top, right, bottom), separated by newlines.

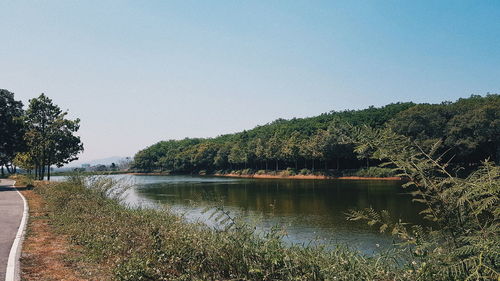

267,132,283,171
228,141,249,170
13,152,35,174
309,130,329,171
0,89,25,175
253,138,268,171
282,131,301,169
24,94,83,180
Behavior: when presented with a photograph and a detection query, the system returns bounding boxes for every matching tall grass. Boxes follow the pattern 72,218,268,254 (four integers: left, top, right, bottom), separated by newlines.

36,176,407,281
36,165,498,280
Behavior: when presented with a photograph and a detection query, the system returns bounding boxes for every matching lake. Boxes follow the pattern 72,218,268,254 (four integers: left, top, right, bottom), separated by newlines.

53,174,425,254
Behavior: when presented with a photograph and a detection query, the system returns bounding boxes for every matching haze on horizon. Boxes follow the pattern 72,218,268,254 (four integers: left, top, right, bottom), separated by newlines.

1,1,499,163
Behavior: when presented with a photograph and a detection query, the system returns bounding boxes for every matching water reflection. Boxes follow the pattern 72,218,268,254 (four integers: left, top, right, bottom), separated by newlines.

51,174,424,253
120,175,425,253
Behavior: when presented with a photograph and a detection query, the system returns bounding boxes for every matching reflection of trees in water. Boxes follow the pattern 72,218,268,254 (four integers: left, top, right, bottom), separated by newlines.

137,178,425,228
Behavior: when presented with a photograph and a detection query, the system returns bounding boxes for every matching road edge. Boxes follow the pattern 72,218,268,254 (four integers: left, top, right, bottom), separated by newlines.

5,181,29,281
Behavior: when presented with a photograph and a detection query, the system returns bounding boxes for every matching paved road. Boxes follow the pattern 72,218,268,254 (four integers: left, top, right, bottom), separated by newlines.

0,179,24,281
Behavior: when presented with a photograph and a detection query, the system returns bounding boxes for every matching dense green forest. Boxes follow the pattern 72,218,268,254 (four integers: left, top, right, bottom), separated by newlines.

133,95,499,175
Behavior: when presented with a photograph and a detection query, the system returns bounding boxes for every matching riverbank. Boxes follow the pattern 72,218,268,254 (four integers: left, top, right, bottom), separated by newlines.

22,175,417,280
214,173,402,181
128,170,402,181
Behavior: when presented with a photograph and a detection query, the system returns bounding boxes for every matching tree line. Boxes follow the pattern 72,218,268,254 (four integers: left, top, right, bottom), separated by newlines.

0,89,83,180
133,95,499,174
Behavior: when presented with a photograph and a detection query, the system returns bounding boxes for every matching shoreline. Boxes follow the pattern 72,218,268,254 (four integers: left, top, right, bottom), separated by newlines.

128,172,402,181
214,173,402,181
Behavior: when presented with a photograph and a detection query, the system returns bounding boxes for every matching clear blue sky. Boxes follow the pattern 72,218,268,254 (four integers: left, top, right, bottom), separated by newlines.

1,1,499,163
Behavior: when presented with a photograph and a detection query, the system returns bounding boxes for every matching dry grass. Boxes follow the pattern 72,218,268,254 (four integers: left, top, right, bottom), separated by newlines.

19,185,108,281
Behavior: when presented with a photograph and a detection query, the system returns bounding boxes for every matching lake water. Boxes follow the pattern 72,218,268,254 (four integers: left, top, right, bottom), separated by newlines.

52,174,425,254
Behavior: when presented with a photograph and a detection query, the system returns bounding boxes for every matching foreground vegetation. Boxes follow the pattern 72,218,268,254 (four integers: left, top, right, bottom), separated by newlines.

133,95,499,175
30,126,499,280
37,176,401,280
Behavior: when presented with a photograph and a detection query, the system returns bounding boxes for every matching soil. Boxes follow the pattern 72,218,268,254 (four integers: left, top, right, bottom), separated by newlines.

18,186,102,281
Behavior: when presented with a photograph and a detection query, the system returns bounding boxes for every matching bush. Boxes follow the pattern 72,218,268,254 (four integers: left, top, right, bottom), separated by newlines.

280,168,297,176
352,167,396,177
299,168,312,175
240,168,255,175
9,174,34,187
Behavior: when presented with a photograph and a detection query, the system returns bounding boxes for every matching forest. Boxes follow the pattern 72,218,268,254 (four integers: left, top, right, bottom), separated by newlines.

133,94,499,175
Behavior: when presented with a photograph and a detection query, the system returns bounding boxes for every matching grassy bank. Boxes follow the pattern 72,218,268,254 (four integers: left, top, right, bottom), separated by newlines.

19,184,88,281
32,175,416,281
24,172,497,280
132,167,400,180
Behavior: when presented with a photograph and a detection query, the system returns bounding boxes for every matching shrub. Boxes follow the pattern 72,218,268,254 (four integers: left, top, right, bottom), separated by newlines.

9,174,34,187
240,168,255,175
346,126,500,281
280,168,297,176
299,168,311,175
352,167,396,177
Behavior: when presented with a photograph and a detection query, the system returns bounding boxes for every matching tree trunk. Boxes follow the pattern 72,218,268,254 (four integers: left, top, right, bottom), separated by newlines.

295,159,298,170
265,161,268,172
312,160,315,171
47,154,51,181
275,160,278,172
1,166,4,177
337,158,340,170
41,158,45,180
366,158,369,168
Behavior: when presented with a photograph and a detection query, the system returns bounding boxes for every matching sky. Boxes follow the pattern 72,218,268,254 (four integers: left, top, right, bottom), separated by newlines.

1,1,499,163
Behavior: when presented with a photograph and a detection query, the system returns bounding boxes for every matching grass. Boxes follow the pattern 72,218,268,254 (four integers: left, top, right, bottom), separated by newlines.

34,175,415,281
27,171,492,280
9,174,35,187
19,184,89,281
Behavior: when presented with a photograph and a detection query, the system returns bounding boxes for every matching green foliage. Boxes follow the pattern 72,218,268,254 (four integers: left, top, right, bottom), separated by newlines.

351,167,396,178
0,89,25,174
133,102,418,173
389,94,500,164
346,126,500,280
132,95,499,176
24,94,84,180
299,168,312,175
280,167,297,176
